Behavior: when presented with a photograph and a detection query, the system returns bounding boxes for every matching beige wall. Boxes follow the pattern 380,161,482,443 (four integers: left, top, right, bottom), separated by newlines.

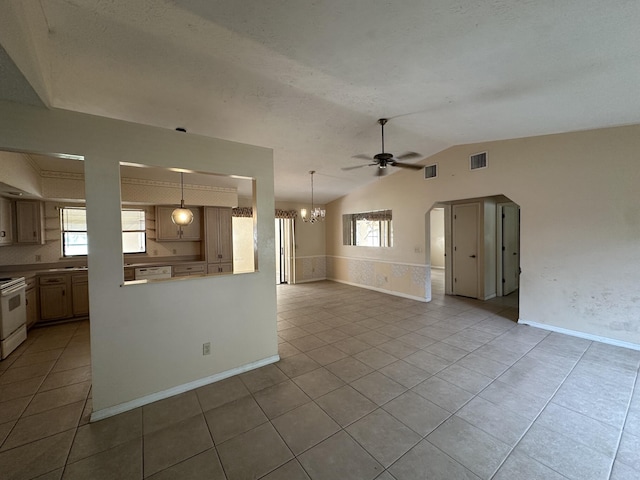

0,101,277,415
326,125,640,347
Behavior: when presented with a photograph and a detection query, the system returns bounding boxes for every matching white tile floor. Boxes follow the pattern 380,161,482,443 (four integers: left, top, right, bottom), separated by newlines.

0,274,639,479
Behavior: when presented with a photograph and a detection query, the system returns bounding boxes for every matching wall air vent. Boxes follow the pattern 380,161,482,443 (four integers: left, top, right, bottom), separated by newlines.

470,152,488,170
424,164,438,179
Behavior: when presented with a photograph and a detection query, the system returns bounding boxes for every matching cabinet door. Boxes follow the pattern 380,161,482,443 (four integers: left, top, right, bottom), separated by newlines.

179,207,201,240
207,263,233,275
25,289,38,328
217,208,233,264
0,197,13,245
16,201,44,244
40,284,70,321
72,282,90,317
205,207,220,261
219,263,233,274
155,206,181,241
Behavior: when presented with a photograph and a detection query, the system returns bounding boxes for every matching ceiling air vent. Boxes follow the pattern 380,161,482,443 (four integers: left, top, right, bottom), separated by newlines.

424,164,438,179
470,152,488,170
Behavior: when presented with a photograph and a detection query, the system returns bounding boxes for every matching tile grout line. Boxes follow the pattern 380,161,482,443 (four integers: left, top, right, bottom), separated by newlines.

1,322,85,478
604,364,639,480
194,388,228,480
486,340,594,480
274,299,525,479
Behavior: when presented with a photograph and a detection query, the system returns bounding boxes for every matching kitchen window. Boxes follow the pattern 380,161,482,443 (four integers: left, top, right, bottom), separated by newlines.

61,207,146,256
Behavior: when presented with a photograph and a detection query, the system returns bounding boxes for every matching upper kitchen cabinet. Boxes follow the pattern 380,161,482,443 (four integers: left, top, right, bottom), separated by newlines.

15,200,45,244
155,206,202,241
205,206,233,273
0,197,13,245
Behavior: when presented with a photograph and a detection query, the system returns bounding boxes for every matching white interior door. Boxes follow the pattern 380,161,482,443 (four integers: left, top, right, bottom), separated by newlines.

502,204,520,295
452,203,479,298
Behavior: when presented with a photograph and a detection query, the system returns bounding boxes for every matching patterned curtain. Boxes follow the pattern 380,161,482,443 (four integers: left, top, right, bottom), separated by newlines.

353,210,392,221
231,207,253,218
276,209,297,219
231,207,298,219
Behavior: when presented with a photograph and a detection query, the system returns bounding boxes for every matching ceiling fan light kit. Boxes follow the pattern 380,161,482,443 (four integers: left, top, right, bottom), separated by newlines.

344,118,424,176
301,170,326,223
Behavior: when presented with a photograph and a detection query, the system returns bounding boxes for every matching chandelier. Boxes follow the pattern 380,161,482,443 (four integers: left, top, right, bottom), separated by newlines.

300,170,325,223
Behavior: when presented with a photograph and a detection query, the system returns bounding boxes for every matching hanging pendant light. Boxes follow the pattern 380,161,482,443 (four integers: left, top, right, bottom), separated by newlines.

301,170,326,223
171,172,194,226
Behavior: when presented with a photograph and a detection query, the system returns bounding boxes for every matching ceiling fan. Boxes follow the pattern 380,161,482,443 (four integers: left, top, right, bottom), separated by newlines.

343,118,424,176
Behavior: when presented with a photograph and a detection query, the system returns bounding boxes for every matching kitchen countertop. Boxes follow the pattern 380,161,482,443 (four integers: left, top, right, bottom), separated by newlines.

0,258,205,278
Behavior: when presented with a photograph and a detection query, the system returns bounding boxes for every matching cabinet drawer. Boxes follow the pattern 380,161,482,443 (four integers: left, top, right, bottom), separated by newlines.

124,268,135,281
72,273,88,284
39,275,68,285
25,276,37,290
173,264,206,275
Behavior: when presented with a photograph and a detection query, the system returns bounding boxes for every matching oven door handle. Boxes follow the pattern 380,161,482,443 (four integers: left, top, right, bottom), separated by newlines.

1,283,26,296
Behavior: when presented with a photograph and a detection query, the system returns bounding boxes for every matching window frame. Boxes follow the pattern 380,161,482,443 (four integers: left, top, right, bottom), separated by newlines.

60,206,147,257
343,210,392,247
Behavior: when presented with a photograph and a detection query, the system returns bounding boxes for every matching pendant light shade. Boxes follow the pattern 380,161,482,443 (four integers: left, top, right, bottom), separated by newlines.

171,172,194,226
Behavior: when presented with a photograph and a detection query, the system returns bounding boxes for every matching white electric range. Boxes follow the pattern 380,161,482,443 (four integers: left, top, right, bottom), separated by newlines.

0,277,27,360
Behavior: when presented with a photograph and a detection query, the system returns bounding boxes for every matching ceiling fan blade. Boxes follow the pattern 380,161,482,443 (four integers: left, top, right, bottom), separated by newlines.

395,151,422,161
352,154,374,161
341,163,376,171
391,161,424,170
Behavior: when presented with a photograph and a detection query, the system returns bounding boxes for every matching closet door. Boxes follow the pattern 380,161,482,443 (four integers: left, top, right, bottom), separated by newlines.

452,203,479,298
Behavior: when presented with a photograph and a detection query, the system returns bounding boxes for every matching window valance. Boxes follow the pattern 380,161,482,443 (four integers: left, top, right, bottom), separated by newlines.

231,207,298,219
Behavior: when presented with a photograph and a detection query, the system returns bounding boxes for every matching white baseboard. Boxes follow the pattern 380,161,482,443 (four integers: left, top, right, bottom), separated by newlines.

518,319,640,351
91,354,280,422
328,277,429,303
294,277,327,284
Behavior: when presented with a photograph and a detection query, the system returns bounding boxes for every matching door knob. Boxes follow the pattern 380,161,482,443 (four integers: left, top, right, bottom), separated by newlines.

469,254,476,258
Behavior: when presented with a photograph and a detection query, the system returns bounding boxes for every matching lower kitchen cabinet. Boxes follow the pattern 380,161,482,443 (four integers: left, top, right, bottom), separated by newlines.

207,263,233,275
72,273,89,316
25,277,38,329
173,263,206,277
39,275,71,322
38,272,89,323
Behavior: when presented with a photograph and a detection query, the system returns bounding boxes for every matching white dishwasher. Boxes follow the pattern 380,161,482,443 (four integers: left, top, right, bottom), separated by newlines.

134,266,172,281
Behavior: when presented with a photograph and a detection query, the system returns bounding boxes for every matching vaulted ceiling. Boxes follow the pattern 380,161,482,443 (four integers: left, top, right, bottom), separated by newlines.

1,0,639,203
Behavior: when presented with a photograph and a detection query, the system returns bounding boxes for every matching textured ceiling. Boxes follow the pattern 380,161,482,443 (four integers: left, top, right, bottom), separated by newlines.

1,0,639,203
0,44,43,107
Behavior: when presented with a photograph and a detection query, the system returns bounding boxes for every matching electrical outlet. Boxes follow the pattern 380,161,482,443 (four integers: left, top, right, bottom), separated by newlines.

35,254,42,262
153,249,158,256
202,342,211,356
172,249,177,254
